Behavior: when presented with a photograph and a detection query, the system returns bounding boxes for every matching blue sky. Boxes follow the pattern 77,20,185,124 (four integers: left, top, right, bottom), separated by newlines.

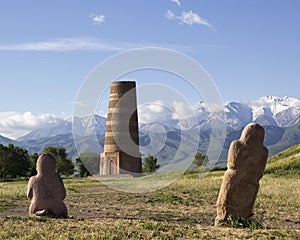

0,0,299,138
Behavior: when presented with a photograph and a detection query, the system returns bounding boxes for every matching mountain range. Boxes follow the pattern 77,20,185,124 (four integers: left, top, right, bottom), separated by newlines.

0,96,299,166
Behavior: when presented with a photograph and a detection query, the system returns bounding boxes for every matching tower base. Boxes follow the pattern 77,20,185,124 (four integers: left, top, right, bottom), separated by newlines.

100,152,142,176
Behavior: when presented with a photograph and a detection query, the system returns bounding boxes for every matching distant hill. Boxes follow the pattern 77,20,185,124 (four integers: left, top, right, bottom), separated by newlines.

0,135,18,145
221,125,299,157
265,144,300,176
267,125,300,156
1,123,300,166
0,135,25,149
18,133,105,157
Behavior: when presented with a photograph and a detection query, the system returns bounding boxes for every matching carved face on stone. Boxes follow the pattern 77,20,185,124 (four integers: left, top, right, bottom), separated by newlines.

36,153,56,174
240,123,265,144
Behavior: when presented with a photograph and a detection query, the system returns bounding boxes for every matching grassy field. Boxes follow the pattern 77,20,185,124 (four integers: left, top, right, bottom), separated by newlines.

0,171,299,239
265,144,300,176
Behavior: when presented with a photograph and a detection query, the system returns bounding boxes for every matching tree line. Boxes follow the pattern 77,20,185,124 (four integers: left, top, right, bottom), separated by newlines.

0,143,208,180
0,144,75,180
0,144,101,180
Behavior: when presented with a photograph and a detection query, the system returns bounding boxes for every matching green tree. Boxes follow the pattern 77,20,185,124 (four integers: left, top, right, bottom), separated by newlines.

143,155,160,173
76,152,99,177
28,152,39,176
0,144,30,179
43,146,74,176
193,152,208,167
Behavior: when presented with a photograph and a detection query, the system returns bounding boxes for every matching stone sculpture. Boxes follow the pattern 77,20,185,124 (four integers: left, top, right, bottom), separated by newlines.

215,123,268,225
27,153,68,218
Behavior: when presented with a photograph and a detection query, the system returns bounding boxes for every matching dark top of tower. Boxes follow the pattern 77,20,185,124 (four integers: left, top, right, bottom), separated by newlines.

110,81,137,96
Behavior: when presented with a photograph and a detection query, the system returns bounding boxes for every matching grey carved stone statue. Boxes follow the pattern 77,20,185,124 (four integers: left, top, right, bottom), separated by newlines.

27,153,68,218
215,123,268,225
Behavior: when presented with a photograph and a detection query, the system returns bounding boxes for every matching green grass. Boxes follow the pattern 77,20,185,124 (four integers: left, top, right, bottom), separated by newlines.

265,144,300,176
0,181,27,212
217,215,262,229
1,144,300,239
0,172,299,239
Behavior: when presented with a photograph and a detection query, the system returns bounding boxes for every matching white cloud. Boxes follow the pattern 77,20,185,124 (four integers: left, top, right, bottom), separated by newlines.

138,101,173,123
138,100,196,123
165,10,215,30
0,38,124,52
172,101,194,120
165,9,175,20
92,14,105,24
0,112,65,139
180,11,213,28
171,0,181,6
0,37,193,52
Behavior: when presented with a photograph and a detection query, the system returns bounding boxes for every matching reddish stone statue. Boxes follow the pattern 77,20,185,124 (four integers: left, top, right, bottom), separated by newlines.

27,153,68,218
215,123,268,225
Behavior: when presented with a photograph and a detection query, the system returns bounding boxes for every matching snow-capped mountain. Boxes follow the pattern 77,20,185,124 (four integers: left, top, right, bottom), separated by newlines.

247,96,300,127
0,96,298,160
194,96,300,130
18,115,106,141
139,96,300,131
72,115,106,136
17,96,300,142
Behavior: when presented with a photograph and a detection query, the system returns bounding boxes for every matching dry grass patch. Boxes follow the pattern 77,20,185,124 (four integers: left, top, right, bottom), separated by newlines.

0,173,299,239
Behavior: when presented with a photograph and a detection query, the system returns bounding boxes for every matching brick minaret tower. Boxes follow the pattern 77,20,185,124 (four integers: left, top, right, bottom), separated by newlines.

100,81,142,176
